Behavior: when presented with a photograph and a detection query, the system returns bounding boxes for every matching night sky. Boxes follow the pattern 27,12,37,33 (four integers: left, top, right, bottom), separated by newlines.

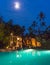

0,0,50,28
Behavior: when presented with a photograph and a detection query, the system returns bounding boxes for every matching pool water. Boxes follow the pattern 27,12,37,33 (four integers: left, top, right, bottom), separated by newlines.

0,49,50,65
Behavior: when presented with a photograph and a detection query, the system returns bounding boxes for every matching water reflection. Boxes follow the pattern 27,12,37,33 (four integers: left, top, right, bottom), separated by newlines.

0,49,50,65
23,49,41,56
37,51,41,56
10,61,12,63
15,49,41,58
24,49,33,53
16,54,20,58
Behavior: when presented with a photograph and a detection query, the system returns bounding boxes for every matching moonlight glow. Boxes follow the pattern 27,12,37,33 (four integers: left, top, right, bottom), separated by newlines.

14,2,20,9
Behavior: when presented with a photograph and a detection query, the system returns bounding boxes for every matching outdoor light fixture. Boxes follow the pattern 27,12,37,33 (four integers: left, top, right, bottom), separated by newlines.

17,37,20,40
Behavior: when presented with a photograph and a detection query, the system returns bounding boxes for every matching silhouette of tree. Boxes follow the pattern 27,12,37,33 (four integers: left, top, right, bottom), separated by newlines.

28,26,33,34
28,20,37,37
37,12,46,34
46,25,50,39
13,24,21,35
21,26,25,36
38,12,45,21
31,21,37,33
0,12,50,49
0,17,5,41
5,19,13,36
21,26,25,48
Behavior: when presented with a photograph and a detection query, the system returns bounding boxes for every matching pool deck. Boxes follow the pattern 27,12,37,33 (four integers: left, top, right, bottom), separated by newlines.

0,48,15,52
0,48,49,52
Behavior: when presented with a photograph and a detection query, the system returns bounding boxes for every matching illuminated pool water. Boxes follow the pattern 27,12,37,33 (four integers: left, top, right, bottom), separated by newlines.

0,49,50,65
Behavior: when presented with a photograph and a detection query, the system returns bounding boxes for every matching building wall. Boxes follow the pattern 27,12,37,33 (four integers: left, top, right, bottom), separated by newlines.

31,38,36,47
10,34,41,48
31,38,41,47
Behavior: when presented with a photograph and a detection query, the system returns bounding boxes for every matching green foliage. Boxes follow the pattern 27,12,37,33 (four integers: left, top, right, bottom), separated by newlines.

0,32,4,41
3,36,9,44
0,12,50,49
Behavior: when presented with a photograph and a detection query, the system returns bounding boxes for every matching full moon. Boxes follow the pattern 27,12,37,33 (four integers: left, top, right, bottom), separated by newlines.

14,2,20,9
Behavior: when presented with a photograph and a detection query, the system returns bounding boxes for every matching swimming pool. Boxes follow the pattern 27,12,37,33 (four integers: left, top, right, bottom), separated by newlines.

0,49,50,65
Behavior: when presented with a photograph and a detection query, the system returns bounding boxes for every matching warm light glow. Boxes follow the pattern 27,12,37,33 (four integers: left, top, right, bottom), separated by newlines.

14,2,20,9
16,55,20,58
24,49,33,53
17,37,20,40
16,54,22,58
6,46,9,49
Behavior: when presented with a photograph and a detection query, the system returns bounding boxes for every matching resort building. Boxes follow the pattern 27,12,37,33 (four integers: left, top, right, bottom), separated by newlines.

9,33,41,49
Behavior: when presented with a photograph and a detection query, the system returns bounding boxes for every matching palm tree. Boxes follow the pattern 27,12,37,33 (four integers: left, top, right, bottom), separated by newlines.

0,16,5,41
21,26,25,36
31,21,37,33
21,26,25,48
5,19,13,36
37,12,46,34
13,24,22,36
38,12,45,21
41,21,46,33
36,12,46,48
46,25,50,39
28,26,33,37
46,25,50,32
28,20,37,36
